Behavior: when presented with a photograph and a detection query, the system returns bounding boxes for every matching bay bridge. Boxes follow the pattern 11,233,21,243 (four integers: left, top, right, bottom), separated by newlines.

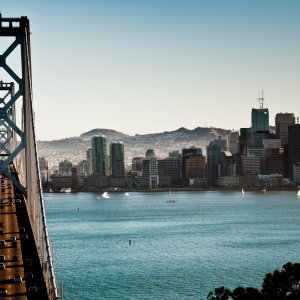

0,15,58,299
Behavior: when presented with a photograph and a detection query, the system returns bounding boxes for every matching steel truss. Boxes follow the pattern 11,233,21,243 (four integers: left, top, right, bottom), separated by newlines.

0,14,58,299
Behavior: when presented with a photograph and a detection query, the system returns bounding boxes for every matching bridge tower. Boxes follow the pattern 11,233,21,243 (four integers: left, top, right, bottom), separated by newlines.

0,14,58,298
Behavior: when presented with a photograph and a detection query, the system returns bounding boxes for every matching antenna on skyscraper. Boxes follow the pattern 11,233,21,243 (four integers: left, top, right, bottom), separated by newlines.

258,90,264,109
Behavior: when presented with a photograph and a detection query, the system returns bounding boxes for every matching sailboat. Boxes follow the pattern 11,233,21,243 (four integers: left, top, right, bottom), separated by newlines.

297,190,300,198
241,187,245,195
166,189,176,203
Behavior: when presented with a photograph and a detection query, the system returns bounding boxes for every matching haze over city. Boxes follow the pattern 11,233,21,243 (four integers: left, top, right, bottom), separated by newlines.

2,0,300,140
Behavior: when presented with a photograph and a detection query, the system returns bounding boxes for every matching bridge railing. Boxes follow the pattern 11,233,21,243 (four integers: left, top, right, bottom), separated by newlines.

0,14,59,299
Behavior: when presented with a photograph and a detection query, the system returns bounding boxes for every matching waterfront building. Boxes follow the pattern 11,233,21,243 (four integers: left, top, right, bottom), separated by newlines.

50,174,72,191
91,135,107,175
275,113,295,146
265,148,285,175
143,149,159,189
207,140,221,185
182,146,202,179
293,163,300,185
228,131,239,155
288,124,300,180
110,142,125,177
218,176,239,187
58,159,72,175
71,167,78,189
158,156,182,186
184,154,206,179
241,155,260,175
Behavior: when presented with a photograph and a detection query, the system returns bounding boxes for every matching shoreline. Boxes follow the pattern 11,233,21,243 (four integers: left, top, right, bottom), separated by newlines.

44,186,299,194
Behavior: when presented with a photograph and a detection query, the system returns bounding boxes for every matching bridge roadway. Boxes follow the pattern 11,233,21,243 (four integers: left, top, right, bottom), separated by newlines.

0,173,48,299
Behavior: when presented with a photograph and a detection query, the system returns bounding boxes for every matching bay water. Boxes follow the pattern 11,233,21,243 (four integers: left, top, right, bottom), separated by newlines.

44,191,300,299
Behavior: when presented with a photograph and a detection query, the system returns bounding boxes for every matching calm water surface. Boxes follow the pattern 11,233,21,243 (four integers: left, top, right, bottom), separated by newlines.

44,191,300,300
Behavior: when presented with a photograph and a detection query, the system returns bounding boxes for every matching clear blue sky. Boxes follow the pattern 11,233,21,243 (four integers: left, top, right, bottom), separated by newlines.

1,0,300,140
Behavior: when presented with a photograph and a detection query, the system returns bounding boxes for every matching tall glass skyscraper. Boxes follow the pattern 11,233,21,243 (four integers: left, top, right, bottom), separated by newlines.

110,142,125,177
251,108,269,133
207,140,221,185
91,135,107,175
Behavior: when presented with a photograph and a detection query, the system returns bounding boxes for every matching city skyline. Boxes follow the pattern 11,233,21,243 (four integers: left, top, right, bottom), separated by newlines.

1,0,300,140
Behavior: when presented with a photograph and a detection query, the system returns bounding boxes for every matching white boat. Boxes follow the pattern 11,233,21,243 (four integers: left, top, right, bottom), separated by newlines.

241,187,245,195
102,192,110,199
61,187,71,193
166,189,176,203
297,190,300,198
261,188,267,193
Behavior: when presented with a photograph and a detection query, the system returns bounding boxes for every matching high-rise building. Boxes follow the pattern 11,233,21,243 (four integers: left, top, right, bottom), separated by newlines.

39,157,48,185
91,135,107,175
220,151,236,177
216,136,227,152
241,155,260,175
265,148,285,175
275,113,295,146
251,108,269,134
158,156,182,186
132,157,144,173
239,128,251,155
288,124,300,180
144,149,159,189
58,159,72,175
182,147,202,179
87,148,92,173
228,131,239,155
184,155,206,179
77,159,91,175
207,140,221,185
110,142,125,177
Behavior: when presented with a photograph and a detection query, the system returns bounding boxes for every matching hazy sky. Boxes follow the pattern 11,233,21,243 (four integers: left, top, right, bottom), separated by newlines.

1,0,300,140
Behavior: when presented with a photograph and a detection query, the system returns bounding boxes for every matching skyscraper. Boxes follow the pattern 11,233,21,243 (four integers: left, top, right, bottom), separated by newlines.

275,113,295,146
207,140,221,185
228,131,239,155
58,159,72,175
91,135,107,175
181,147,202,179
288,124,300,180
239,128,251,155
110,142,125,177
251,108,269,133
144,149,159,189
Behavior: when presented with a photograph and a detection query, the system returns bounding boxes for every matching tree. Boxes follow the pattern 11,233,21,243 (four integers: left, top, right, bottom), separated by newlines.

261,262,300,299
207,286,232,300
208,262,300,300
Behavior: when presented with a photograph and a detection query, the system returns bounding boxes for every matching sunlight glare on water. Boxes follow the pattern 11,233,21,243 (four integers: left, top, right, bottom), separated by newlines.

45,191,300,299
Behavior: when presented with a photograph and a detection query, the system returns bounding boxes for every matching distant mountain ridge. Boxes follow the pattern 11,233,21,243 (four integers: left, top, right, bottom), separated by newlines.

37,126,231,169
80,128,130,140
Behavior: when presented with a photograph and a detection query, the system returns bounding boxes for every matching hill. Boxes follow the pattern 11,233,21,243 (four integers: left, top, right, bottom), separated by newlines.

37,126,231,169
